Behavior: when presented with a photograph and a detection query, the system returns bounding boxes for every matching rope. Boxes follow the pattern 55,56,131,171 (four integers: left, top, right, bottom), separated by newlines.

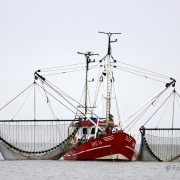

36,85,57,120
156,94,173,128
143,91,174,126
172,90,176,128
12,85,34,120
40,62,86,70
175,91,180,98
130,106,150,129
136,132,140,142
93,66,102,107
116,60,170,79
41,66,86,72
116,65,169,80
44,80,99,117
89,62,101,70
42,68,86,76
36,83,76,114
124,88,167,123
116,67,167,83
34,82,36,120
0,83,34,111
46,80,81,105
175,93,180,108
125,103,152,131
42,67,99,76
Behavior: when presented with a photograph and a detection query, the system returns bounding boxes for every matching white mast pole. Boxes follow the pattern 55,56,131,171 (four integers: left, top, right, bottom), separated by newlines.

98,32,121,128
106,54,112,124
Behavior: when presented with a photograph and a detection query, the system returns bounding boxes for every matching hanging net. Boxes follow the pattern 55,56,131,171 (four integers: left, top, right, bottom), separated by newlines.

138,127,180,162
0,120,80,160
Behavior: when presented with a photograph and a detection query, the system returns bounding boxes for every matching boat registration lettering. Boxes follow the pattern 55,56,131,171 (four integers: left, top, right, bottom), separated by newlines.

91,141,102,147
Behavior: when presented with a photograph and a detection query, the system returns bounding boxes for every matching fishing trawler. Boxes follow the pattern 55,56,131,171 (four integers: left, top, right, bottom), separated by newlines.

63,32,136,161
0,32,137,161
1,31,176,161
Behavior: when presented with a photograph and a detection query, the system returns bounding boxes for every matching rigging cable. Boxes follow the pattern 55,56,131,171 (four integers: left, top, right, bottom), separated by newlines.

36,84,57,120
36,82,76,115
136,131,141,143
125,102,152,132
42,68,86,76
41,66,86,72
93,65,102,105
34,82,36,120
175,91,180,100
0,83,34,112
44,79,99,117
116,67,167,83
34,82,36,152
175,92,180,108
39,79,102,123
115,65,169,80
116,60,170,79
143,91,174,127
172,89,176,129
123,87,168,123
89,62,101,70
129,106,150,130
156,94,173,128
42,66,100,76
12,85,34,120
46,80,83,105
40,62,86,71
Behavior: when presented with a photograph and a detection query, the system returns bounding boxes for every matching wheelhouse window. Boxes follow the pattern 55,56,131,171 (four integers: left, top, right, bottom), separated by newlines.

91,128,95,134
83,128,87,134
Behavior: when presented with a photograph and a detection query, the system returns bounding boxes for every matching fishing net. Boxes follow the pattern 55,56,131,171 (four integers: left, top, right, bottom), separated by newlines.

0,120,79,160
138,127,180,162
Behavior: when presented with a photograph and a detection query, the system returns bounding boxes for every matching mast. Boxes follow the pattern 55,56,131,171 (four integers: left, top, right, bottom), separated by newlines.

77,51,98,119
98,32,121,127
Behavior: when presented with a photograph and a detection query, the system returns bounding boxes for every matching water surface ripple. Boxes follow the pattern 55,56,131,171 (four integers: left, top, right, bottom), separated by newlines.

0,153,179,180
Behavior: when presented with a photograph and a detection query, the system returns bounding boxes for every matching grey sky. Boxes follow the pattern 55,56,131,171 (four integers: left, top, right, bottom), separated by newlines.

0,1,180,141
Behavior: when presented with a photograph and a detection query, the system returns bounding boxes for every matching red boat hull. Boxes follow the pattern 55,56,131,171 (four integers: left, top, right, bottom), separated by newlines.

63,131,136,161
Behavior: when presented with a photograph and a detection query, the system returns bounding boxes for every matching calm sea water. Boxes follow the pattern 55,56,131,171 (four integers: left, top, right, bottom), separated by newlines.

0,152,180,180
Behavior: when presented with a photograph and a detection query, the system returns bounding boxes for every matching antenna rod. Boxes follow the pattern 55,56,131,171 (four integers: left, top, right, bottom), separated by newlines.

77,52,99,119
98,32,121,55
